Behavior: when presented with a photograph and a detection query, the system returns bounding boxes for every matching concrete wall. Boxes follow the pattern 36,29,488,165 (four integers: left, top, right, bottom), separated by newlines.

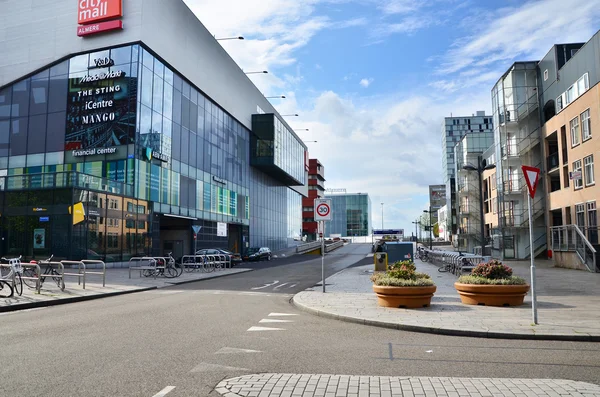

0,0,301,139
553,251,587,271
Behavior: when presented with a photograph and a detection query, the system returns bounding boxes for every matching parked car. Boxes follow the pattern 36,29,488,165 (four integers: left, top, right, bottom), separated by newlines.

243,247,272,262
195,248,242,266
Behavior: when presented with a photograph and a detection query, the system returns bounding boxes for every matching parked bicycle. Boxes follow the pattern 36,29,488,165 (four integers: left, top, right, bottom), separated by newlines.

0,255,23,297
142,253,184,278
23,255,63,290
183,255,215,273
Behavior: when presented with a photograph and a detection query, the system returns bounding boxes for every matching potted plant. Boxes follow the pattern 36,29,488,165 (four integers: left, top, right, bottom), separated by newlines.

371,260,436,308
454,260,530,306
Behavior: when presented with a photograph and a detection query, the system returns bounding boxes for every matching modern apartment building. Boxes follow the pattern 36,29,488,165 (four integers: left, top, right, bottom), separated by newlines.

454,133,494,253
0,0,307,261
540,33,600,271
324,193,372,237
302,159,325,241
442,112,493,238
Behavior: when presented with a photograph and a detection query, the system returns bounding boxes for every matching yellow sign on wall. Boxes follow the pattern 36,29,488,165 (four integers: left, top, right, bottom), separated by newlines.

68,202,86,225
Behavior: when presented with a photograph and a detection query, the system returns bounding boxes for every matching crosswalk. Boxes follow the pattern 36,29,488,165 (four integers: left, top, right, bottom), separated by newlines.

247,312,298,332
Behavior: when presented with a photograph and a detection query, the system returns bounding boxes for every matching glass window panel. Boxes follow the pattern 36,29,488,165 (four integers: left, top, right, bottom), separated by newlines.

46,111,66,152
181,128,189,164
50,61,68,77
29,78,49,115
173,89,182,125
142,48,154,70
11,79,30,118
163,84,173,121
190,102,198,133
181,97,190,130
141,66,153,107
152,76,163,114
189,133,197,167
139,104,152,135
27,114,47,153
153,58,164,79
152,110,162,135
0,120,9,156
10,117,28,156
109,46,131,66
172,122,181,161
0,87,11,120
182,80,190,99
164,67,174,86
69,54,89,73
48,74,68,113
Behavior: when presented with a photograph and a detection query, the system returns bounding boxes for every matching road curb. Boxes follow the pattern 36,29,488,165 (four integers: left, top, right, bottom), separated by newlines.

0,269,253,314
0,287,158,313
291,294,600,342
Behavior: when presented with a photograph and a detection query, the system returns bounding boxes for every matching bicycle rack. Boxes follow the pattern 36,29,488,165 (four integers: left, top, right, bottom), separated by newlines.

128,257,158,279
61,261,86,289
43,262,65,291
20,262,42,294
81,260,106,286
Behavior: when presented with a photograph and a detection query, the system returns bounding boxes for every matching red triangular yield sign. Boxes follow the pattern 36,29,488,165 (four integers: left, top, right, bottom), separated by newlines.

521,165,541,198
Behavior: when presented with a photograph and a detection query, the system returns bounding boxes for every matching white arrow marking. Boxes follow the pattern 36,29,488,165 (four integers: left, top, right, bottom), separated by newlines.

259,319,293,323
251,280,279,290
268,313,298,317
152,386,176,396
190,362,250,373
215,347,262,354
273,282,289,290
247,326,285,331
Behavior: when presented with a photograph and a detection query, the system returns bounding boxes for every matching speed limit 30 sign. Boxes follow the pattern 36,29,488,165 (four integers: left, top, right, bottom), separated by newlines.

314,198,332,221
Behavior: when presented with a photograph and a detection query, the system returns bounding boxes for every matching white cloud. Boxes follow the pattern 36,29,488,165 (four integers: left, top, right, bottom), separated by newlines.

377,0,422,15
359,78,373,87
438,0,600,74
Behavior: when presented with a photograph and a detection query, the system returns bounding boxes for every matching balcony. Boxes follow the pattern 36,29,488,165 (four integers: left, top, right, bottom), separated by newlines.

502,181,522,195
308,178,325,190
547,152,559,172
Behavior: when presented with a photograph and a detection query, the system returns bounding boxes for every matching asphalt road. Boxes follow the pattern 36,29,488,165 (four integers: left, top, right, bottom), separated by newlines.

0,243,599,397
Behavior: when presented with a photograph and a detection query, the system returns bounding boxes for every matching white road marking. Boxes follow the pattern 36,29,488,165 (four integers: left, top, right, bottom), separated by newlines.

288,284,297,288
268,312,298,317
251,280,279,290
152,386,176,396
273,282,289,290
247,326,285,332
190,362,250,372
259,319,293,323
215,347,262,354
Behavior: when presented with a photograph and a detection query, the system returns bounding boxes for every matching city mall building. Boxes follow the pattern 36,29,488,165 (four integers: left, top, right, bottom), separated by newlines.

0,0,307,262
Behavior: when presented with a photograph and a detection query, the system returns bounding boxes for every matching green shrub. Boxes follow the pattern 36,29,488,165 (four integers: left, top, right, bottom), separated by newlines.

457,275,527,285
471,260,513,279
388,268,416,280
415,272,431,279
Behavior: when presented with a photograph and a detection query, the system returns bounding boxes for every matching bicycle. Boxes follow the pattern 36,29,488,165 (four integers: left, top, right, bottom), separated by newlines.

23,255,63,290
166,252,183,277
0,278,13,298
0,256,23,297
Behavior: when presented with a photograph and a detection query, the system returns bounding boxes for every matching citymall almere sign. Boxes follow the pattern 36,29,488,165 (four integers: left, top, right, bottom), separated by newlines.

77,0,124,37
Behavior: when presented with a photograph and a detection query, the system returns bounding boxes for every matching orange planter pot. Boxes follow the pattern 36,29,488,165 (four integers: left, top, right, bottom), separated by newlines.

373,285,437,308
454,283,530,306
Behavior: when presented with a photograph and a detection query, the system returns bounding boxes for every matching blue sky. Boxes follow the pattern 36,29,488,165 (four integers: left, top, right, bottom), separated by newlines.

184,0,600,234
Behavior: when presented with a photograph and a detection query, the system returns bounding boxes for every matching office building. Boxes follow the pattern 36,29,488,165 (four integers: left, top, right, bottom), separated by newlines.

0,0,307,261
302,159,325,241
442,112,493,239
324,193,372,237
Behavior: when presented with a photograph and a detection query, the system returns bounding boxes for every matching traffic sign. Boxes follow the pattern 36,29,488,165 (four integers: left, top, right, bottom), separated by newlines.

314,199,332,221
192,225,202,234
522,165,540,199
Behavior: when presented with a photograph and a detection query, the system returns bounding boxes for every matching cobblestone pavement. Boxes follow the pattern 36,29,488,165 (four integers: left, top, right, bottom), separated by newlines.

215,374,600,397
0,267,251,311
293,258,600,340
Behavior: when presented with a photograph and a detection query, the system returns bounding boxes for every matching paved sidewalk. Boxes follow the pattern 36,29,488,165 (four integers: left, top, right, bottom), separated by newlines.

293,259,600,341
0,267,251,312
215,374,600,396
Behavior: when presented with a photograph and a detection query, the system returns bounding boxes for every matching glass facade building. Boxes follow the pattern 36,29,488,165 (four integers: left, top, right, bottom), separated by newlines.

324,193,372,237
0,43,306,262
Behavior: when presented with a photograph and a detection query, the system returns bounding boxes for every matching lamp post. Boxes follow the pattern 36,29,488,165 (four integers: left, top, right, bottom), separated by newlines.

265,95,286,99
380,203,384,230
245,71,268,75
463,155,496,255
294,129,309,132
412,220,420,244
423,209,433,250
281,114,299,117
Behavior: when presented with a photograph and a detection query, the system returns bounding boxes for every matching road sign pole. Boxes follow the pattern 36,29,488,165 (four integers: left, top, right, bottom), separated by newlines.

528,193,537,325
321,221,325,293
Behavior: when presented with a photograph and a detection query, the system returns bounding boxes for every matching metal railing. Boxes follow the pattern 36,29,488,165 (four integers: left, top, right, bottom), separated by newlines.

81,260,107,287
61,260,86,289
296,241,321,254
420,249,487,276
551,225,598,272
525,233,547,259
325,240,344,253
128,257,159,279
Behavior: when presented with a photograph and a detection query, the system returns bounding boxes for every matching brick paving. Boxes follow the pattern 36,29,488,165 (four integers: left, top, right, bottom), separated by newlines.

0,267,251,311
292,259,600,340
215,374,600,396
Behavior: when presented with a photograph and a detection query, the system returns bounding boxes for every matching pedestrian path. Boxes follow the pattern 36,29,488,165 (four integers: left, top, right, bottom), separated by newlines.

215,374,600,396
0,267,252,312
293,258,600,341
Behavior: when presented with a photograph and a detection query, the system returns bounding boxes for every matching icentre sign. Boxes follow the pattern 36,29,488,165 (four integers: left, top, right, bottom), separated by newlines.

78,0,123,25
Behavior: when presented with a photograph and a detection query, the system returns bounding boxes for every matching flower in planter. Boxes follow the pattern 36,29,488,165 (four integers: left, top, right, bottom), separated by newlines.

458,260,526,285
371,260,435,287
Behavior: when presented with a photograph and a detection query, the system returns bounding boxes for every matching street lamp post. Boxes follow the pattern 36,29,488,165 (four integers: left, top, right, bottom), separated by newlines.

216,36,245,41
412,220,420,244
281,114,299,117
423,209,433,250
380,203,384,230
245,71,268,75
265,95,286,99
463,155,496,255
